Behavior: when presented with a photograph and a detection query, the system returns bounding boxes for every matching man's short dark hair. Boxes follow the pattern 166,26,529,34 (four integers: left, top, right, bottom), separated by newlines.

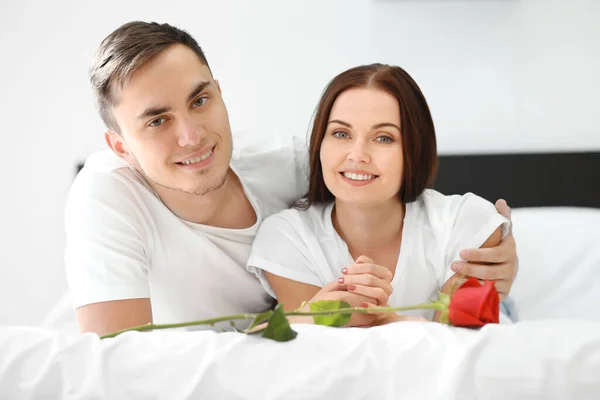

89,21,211,133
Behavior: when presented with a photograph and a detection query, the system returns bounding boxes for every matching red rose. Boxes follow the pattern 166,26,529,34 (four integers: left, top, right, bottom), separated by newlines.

448,277,499,327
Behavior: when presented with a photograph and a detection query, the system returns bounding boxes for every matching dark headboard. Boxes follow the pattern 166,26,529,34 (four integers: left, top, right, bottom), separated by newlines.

77,151,600,209
433,151,600,209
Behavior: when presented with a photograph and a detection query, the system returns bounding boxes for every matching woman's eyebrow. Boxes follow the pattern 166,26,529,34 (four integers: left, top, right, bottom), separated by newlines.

372,122,401,131
328,119,351,127
328,120,400,132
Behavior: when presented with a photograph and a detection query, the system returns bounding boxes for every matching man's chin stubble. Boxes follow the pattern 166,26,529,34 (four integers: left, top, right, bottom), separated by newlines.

157,174,228,196
140,167,229,197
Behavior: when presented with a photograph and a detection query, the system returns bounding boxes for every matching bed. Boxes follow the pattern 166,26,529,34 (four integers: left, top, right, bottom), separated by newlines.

1,150,599,399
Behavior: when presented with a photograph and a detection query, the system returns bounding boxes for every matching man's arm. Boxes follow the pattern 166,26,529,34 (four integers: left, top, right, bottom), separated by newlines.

436,226,503,321
65,168,153,336
451,199,518,299
76,298,152,336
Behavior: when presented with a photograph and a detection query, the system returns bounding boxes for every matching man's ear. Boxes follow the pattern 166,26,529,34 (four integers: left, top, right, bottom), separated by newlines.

214,79,222,94
105,130,135,164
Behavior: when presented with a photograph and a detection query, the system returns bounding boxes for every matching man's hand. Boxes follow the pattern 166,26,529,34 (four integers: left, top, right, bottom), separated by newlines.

451,199,519,299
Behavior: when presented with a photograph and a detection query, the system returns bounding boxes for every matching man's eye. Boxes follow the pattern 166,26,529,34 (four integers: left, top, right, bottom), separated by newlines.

193,97,208,107
148,117,166,127
332,131,349,139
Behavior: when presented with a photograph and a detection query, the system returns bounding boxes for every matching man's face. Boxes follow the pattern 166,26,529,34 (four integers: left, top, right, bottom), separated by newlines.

108,44,233,196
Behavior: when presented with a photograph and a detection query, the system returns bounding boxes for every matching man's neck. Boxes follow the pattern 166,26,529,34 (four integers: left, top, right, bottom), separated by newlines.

332,198,405,257
149,169,256,229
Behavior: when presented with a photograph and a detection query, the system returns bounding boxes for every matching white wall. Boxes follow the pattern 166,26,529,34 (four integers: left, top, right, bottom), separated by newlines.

1,0,598,326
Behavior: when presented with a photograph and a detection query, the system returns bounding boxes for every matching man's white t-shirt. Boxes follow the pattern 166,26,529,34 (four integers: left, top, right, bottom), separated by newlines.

247,190,510,320
64,132,308,330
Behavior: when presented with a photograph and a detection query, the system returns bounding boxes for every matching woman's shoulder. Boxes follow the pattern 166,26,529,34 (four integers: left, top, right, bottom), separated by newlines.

258,202,332,237
412,189,497,226
418,189,494,210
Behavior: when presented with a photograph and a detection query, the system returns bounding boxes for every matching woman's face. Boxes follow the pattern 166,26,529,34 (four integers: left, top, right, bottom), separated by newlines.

320,87,404,206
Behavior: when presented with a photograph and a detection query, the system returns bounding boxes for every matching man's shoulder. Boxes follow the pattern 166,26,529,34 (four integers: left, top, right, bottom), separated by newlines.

232,129,309,207
231,129,302,171
67,150,153,211
75,150,133,183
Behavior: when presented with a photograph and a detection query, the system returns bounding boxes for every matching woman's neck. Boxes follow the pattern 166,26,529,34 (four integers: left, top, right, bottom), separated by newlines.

332,198,405,262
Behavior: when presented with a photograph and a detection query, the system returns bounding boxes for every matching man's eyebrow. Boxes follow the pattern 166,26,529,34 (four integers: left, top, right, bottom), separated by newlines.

187,81,211,103
137,81,212,122
137,106,171,122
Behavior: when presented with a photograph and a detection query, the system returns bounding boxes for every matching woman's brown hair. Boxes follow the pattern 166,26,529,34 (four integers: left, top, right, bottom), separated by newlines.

302,63,438,208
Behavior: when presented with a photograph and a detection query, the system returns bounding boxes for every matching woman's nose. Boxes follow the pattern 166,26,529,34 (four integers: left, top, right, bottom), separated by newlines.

347,140,370,163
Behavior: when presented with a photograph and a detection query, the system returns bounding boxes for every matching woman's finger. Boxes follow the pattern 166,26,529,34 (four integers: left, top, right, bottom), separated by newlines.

355,255,374,264
320,280,347,293
358,302,383,314
343,263,393,281
346,284,389,305
396,315,429,322
338,274,393,295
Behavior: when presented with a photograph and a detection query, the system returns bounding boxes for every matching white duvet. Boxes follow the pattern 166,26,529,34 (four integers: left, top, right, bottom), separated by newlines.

1,207,599,399
2,320,600,399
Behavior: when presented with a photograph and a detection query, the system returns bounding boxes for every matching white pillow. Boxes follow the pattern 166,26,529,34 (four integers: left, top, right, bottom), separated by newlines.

509,207,600,321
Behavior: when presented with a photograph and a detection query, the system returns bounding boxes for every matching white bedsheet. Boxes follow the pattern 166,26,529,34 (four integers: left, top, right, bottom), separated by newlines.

2,207,599,399
1,320,599,399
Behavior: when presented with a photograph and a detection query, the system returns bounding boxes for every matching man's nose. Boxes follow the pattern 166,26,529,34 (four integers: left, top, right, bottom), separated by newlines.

177,118,205,147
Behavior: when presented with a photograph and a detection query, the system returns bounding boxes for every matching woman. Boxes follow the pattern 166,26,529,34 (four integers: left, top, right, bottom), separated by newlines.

247,64,512,326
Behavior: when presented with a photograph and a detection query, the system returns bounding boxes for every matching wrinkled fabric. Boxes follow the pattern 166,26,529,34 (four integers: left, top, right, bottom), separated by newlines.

2,320,599,399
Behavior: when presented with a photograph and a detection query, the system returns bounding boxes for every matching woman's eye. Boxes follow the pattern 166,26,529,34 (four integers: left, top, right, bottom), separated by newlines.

332,131,349,139
376,136,393,143
194,97,208,107
148,117,166,127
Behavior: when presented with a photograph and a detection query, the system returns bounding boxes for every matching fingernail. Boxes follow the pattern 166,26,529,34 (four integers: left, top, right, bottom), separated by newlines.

451,263,461,272
341,268,348,274
360,302,369,308
337,277,344,284
347,284,356,291
460,250,470,259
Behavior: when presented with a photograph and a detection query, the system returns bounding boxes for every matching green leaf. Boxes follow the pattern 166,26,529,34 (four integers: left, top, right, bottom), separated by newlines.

309,300,352,327
261,304,298,342
248,310,273,330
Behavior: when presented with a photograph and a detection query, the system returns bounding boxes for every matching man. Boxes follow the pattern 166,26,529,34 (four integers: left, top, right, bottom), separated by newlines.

65,21,518,336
